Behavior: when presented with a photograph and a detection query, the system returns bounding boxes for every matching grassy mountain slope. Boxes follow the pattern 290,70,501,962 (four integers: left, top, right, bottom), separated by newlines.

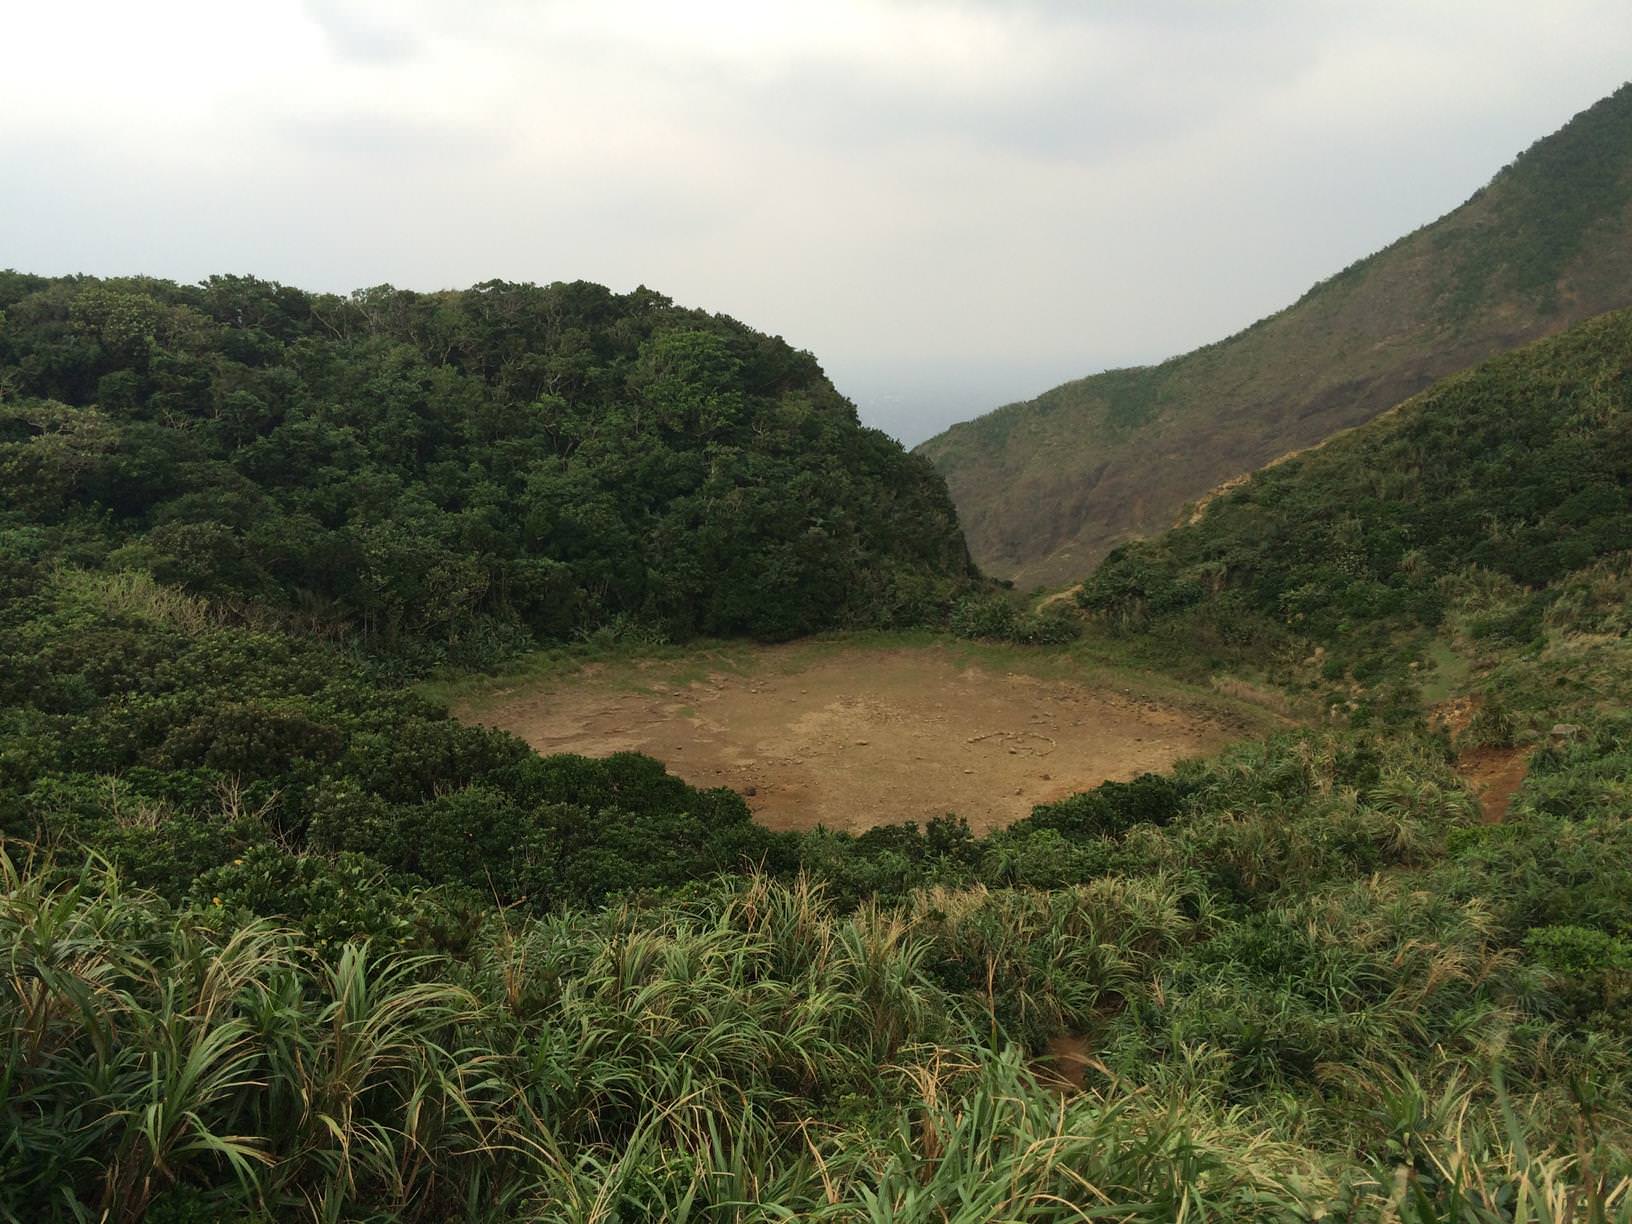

920,84,1632,588
1079,305,1632,735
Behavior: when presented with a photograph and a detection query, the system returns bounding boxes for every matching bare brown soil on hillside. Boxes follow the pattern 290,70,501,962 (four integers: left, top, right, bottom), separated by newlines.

1033,1034,1097,1094
460,645,1243,833
1458,746,1531,823
1432,696,1530,823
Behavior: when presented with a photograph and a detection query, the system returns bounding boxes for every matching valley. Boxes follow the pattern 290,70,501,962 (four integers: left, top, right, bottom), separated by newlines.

6,74,1632,1222
456,638,1265,833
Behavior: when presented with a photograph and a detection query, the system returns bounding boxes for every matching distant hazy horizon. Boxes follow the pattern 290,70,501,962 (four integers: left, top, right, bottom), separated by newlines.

6,2,1630,444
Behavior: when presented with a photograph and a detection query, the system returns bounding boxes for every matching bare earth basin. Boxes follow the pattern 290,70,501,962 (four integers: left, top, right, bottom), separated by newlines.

457,643,1245,833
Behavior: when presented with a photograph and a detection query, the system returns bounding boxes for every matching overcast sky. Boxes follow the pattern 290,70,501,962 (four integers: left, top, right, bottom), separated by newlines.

5,2,1630,444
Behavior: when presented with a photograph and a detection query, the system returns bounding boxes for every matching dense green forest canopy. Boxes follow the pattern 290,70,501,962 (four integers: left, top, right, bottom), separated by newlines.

0,271,972,652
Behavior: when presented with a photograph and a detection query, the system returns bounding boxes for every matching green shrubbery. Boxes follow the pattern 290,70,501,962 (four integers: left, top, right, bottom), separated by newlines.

949,591,1083,645
1078,309,1632,729
6,268,1632,1216
1020,771,1192,839
0,559,799,933
1524,924,1632,1023
0,273,974,652
8,708,1632,1221
5,566,1631,1217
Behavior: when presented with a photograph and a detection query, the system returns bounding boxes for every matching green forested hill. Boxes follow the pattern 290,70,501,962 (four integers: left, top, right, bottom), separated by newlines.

1080,305,1632,730
919,84,1632,588
0,273,972,650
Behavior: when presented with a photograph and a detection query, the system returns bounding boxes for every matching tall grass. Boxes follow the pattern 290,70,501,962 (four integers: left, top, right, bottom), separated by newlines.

4,848,1627,1220
0,850,508,1221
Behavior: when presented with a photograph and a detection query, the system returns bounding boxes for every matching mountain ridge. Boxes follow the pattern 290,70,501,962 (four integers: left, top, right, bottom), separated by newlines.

918,83,1632,588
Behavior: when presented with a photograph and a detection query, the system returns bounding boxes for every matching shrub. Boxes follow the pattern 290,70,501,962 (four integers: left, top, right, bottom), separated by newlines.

1022,772,1192,840
1525,923,1632,1023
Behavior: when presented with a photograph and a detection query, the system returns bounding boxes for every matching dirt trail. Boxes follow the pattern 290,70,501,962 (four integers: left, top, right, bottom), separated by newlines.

1432,696,1531,823
1458,747,1530,823
461,644,1242,833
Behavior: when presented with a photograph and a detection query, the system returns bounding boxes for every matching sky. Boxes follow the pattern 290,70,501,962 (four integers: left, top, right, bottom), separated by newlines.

4,2,1630,445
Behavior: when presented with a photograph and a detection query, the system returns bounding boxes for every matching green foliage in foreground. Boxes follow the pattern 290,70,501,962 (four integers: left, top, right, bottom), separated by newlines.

0,271,972,655
1078,307,1632,728
7,706,1632,1218
6,809,1632,1220
6,454,1630,1221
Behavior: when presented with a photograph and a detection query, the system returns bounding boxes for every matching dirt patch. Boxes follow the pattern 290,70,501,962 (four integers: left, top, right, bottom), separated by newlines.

459,644,1242,833
1431,695,1480,741
1458,746,1530,823
1033,1034,1096,1094
1431,697,1530,823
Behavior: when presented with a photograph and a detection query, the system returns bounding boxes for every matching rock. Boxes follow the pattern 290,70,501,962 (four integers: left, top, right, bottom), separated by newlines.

1550,723,1584,740
855,739,870,746
743,785,758,797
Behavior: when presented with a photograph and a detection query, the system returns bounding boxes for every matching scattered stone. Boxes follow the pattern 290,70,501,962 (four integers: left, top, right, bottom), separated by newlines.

1041,773,1051,781
855,739,870,746
743,785,757,797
